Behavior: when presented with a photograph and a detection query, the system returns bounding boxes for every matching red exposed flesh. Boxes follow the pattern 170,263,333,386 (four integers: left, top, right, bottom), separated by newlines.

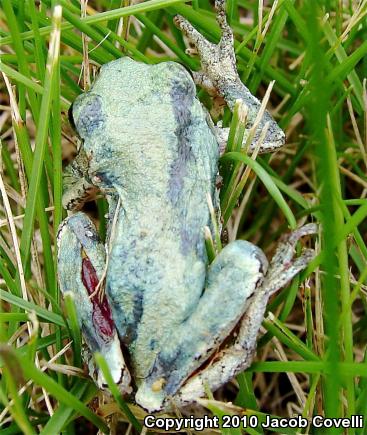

82,257,114,338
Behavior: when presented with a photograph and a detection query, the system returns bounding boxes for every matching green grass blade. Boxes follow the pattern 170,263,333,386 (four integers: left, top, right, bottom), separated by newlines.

221,152,297,228
18,5,61,271
95,353,142,432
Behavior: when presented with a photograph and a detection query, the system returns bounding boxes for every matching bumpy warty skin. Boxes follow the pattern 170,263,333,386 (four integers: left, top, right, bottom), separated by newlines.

56,2,318,412
71,58,219,385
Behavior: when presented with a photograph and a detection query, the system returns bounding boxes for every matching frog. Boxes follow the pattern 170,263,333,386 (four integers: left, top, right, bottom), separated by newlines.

57,0,317,413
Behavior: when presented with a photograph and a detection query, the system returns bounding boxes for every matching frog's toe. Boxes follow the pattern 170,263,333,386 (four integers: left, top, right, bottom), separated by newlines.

215,0,234,44
263,223,318,295
173,15,214,55
96,336,132,395
252,120,286,153
214,0,226,13
82,335,132,395
135,383,165,413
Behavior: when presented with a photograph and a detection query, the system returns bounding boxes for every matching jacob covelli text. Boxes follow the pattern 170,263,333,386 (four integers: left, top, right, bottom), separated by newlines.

143,414,364,431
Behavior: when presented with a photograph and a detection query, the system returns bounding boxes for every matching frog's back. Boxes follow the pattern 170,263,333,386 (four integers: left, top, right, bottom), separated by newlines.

90,58,219,379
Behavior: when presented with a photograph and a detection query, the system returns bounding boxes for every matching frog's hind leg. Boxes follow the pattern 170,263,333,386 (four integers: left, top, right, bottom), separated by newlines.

57,212,131,394
135,240,268,412
171,224,317,409
174,0,285,153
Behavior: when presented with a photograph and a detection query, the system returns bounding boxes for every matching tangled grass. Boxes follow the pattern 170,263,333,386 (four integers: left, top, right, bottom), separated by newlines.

0,0,367,433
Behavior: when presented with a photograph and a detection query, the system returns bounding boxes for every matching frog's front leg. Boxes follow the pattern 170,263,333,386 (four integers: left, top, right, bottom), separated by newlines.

174,0,285,153
173,224,317,409
57,213,131,393
61,148,100,211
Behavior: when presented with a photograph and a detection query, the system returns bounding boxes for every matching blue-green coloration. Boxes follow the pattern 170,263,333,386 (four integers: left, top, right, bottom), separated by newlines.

57,0,316,413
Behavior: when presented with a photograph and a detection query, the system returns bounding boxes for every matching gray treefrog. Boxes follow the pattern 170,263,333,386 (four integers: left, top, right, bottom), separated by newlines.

57,0,316,413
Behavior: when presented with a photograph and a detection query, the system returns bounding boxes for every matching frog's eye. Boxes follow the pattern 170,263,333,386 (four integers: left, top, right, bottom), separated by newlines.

68,103,76,130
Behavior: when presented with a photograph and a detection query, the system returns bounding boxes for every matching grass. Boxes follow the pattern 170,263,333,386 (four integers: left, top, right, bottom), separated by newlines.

0,0,366,433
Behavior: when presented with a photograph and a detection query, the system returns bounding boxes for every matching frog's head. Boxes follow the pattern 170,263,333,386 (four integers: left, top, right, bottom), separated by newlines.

66,57,199,192
68,57,196,148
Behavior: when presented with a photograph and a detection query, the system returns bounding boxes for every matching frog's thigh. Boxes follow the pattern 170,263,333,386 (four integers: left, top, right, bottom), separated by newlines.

57,213,131,392
135,241,268,412
184,240,268,359
173,287,270,409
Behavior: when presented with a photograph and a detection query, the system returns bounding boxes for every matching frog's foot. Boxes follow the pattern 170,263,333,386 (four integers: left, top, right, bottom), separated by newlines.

57,213,132,394
174,1,285,153
174,0,238,100
167,224,317,410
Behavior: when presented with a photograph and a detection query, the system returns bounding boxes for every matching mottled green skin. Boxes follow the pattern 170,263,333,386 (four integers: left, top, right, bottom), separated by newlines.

73,58,218,369
59,56,270,411
57,1,317,412
60,58,262,409
83,59,218,373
